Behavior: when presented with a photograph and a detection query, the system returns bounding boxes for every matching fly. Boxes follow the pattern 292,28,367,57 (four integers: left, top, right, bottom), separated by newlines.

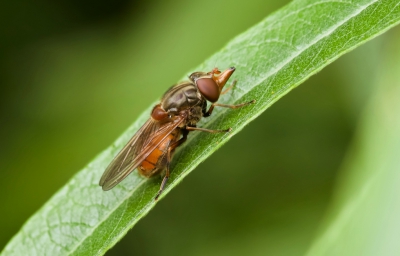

99,67,255,200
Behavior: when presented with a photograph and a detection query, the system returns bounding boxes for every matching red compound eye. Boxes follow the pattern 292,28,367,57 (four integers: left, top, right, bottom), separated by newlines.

196,78,220,103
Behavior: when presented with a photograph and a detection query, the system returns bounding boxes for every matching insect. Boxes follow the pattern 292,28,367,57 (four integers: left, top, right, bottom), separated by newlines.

99,67,255,200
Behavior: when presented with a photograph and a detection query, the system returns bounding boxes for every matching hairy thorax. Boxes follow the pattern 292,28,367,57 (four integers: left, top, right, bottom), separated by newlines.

187,105,203,126
161,82,206,127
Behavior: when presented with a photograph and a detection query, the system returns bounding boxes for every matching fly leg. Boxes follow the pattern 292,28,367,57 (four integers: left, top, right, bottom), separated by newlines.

203,99,256,117
220,80,236,95
186,126,231,133
155,130,188,201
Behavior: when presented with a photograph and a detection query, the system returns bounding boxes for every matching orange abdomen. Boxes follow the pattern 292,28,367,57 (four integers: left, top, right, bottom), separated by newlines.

138,130,179,177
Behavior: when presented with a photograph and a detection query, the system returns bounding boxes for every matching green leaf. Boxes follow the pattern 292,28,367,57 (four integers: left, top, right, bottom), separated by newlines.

306,28,400,256
2,0,400,255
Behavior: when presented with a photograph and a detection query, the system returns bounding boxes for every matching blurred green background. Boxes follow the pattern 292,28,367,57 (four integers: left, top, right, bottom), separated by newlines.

1,0,399,255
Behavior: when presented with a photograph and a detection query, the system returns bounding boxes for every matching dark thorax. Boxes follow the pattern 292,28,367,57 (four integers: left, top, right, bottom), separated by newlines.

161,82,206,127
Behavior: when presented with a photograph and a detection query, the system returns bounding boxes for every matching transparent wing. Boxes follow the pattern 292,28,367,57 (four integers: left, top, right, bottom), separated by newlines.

99,115,185,190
